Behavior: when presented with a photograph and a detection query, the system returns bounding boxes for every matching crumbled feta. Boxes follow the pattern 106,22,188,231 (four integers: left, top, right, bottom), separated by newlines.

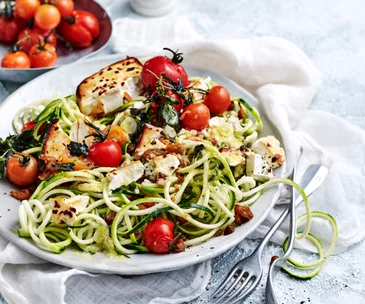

246,152,273,181
133,101,146,109
107,161,145,190
251,136,285,169
51,195,89,225
135,124,166,156
188,77,212,102
153,154,180,176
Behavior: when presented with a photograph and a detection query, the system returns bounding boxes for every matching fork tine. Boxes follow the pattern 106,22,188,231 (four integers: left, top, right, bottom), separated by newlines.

219,274,253,304
209,267,240,300
230,276,261,304
212,271,247,303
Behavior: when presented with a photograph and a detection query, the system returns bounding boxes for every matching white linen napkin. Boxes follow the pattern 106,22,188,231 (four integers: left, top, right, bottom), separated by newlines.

1,16,365,304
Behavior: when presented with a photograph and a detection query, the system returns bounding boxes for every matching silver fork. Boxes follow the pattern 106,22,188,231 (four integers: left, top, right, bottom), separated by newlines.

265,165,329,304
209,163,326,304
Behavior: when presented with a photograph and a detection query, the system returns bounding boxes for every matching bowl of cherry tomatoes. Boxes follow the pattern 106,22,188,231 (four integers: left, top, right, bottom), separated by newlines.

0,0,112,83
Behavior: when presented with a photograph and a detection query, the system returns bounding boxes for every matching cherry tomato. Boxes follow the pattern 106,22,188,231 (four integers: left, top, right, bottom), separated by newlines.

43,30,57,49
17,28,44,54
0,16,25,43
88,140,122,167
34,4,61,30
102,126,129,148
180,103,210,131
143,218,175,254
166,90,185,112
54,0,74,16
29,43,57,68
15,0,40,20
1,51,31,68
203,86,231,115
58,10,100,48
141,49,188,91
6,153,38,187
21,121,37,131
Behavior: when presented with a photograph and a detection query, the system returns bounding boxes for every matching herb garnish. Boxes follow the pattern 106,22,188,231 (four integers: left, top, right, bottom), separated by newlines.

67,141,88,157
50,162,75,171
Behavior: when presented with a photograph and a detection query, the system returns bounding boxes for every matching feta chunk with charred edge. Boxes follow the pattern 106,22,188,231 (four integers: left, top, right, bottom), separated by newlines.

246,153,273,181
153,154,180,176
251,136,285,169
107,161,144,190
51,195,89,225
220,148,245,167
134,124,166,156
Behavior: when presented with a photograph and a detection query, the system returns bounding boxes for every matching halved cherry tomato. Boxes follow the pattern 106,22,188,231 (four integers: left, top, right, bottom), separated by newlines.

203,86,231,115
6,153,38,187
14,0,40,20
29,43,57,68
58,10,100,48
102,126,129,148
1,51,31,68
34,4,61,30
21,121,37,131
143,218,175,254
88,139,122,167
141,49,188,91
180,103,210,131
0,16,25,43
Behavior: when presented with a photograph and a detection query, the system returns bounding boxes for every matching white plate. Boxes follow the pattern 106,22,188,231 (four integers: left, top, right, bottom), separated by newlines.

0,54,285,275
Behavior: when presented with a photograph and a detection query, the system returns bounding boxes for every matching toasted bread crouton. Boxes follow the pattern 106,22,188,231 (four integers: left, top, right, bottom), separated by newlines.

76,57,144,117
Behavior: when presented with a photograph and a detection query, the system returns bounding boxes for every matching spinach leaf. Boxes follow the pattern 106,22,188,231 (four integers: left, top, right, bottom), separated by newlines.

67,141,88,157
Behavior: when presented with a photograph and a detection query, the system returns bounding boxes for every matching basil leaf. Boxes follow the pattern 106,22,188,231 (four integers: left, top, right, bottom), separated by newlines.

162,103,179,127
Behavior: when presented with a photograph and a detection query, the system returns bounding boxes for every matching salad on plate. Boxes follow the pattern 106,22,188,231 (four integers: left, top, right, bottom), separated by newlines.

0,49,332,272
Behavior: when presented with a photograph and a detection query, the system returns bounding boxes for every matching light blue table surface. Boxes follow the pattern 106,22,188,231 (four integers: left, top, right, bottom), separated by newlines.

1,0,365,303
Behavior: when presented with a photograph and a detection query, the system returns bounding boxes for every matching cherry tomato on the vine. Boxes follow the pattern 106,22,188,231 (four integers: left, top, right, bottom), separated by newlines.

58,10,100,48
34,4,61,30
88,140,122,167
0,16,25,43
6,153,38,187
15,0,40,20
143,218,175,254
141,48,188,91
203,86,231,115
1,51,31,68
180,103,210,131
17,28,44,54
29,43,57,68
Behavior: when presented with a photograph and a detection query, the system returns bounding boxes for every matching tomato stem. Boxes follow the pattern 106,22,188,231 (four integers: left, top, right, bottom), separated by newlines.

163,47,184,64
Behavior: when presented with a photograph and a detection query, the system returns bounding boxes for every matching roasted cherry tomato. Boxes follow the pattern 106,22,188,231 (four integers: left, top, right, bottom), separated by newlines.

143,218,175,254
0,16,25,43
102,126,129,148
6,153,38,187
166,90,185,112
29,43,57,68
141,48,188,91
180,103,210,131
203,86,231,115
15,0,40,20
21,121,37,131
58,10,100,48
34,4,61,30
1,51,31,68
88,139,122,167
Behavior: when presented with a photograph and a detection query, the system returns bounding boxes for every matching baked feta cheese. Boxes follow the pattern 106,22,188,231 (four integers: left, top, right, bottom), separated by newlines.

134,124,166,156
70,119,95,146
43,121,71,161
153,154,180,176
107,161,144,190
246,152,273,181
188,77,212,102
251,136,285,169
51,195,89,225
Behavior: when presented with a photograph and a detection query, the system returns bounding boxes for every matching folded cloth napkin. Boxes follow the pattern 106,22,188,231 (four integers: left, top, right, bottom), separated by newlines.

1,16,365,304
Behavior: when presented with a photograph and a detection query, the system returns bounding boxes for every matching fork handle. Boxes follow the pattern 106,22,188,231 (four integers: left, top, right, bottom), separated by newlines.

254,207,290,256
